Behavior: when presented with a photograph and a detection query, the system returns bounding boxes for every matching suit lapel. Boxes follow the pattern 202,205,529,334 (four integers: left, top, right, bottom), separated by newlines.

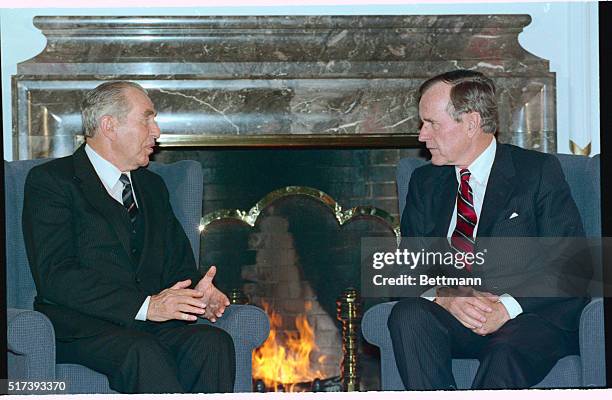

478,143,516,236
72,145,132,258
433,167,457,236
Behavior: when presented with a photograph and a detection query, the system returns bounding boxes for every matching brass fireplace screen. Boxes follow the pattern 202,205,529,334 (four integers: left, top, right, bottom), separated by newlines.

201,186,385,391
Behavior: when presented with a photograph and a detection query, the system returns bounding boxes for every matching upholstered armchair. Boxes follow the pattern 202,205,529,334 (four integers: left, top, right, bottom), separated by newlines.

5,159,269,393
361,154,604,389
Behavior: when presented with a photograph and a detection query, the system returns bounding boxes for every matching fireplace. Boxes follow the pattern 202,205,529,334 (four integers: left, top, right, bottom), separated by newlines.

155,147,405,390
12,14,557,391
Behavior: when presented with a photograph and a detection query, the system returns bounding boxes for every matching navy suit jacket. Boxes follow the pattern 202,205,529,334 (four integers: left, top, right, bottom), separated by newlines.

400,142,589,331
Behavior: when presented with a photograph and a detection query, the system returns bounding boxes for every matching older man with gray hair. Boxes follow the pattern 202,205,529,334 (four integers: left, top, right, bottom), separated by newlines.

22,81,235,393
389,70,588,389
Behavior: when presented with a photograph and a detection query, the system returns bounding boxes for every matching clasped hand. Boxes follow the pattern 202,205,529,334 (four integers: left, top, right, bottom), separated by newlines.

147,266,230,323
435,286,510,336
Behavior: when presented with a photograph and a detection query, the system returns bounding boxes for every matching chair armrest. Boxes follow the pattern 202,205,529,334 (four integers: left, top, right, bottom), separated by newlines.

362,302,397,348
197,304,270,349
7,308,56,381
362,302,406,391
579,297,606,387
197,304,270,392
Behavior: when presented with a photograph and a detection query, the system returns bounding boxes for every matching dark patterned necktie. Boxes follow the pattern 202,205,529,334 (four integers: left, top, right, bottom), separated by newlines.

451,169,477,271
120,174,138,225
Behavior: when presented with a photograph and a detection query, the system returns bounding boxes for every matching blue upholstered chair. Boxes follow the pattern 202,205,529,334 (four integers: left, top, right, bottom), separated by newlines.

5,159,270,393
361,154,605,390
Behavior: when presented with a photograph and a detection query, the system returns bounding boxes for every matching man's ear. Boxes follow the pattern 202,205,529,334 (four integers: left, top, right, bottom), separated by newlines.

465,112,482,138
99,115,117,141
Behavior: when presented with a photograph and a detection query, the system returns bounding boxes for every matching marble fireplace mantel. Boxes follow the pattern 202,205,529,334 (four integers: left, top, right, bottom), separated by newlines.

13,15,555,159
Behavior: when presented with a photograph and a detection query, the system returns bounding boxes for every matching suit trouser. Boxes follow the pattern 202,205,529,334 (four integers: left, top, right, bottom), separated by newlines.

56,320,236,393
387,298,578,390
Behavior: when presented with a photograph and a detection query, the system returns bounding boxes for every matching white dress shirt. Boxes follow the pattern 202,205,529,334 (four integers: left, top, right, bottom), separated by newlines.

84,144,150,321
421,138,523,319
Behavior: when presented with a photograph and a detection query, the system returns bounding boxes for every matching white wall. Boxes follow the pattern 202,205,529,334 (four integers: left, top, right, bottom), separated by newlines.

0,1,600,159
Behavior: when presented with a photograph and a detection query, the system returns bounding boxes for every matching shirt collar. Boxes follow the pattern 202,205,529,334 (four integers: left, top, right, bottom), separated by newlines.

455,137,496,186
84,143,130,190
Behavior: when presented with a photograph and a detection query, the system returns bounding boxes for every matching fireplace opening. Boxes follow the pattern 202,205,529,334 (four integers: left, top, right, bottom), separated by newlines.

252,300,328,392
153,147,420,390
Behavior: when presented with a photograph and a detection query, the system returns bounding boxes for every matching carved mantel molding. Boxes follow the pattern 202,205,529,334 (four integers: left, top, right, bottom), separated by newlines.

13,15,555,159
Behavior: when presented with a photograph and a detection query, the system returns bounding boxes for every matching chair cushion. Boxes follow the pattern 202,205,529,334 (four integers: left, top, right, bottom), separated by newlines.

56,364,116,394
452,356,581,389
535,356,582,388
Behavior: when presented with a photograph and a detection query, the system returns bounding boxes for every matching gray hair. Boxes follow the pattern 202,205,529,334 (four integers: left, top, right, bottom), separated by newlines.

419,70,498,134
81,81,147,138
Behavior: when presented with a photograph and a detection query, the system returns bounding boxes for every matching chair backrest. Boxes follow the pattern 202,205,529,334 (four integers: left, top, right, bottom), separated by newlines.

148,161,203,261
396,157,427,223
555,154,601,237
5,159,51,310
4,159,203,310
396,153,601,236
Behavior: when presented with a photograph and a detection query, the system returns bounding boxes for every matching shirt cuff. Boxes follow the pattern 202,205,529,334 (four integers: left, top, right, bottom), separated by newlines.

135,296,151,321
498,293,523,319
420,286,441,302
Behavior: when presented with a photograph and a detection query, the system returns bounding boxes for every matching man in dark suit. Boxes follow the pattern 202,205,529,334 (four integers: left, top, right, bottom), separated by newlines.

388,70,589,389
22,81,235,393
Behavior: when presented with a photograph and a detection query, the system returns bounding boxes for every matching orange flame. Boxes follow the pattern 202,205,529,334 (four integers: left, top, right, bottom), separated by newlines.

252,301,327,392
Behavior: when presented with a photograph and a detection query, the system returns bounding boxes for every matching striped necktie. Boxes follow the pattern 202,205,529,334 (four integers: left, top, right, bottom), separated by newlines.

451,169,477,271
119,173,138,225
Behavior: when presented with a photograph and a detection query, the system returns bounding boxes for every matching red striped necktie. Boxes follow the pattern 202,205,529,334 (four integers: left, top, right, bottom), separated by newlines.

451,168,477,271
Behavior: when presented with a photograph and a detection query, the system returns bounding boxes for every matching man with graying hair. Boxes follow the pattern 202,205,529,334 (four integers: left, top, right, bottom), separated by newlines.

388,70,588,389
23,81,235,393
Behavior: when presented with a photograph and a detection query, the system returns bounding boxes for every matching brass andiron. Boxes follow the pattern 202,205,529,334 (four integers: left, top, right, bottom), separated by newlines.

337,288,361,391
229,288,249,305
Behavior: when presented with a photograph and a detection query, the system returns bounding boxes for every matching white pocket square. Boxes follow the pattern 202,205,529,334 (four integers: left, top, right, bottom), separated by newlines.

509,212,519,219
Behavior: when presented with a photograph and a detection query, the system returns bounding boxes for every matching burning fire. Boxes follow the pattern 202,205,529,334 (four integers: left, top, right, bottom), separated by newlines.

252,301,327,391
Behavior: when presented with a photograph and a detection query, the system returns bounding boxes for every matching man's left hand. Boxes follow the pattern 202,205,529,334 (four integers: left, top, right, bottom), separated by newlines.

471,296,510,336
194,266,230,322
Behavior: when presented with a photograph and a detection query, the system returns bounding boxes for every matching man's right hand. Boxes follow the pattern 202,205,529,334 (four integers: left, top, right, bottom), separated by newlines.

434,286,498,330
147,279,207,322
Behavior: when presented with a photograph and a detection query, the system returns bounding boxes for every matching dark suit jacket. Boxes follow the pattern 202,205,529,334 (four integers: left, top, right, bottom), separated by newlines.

400,142,589,331
22,144,202,340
